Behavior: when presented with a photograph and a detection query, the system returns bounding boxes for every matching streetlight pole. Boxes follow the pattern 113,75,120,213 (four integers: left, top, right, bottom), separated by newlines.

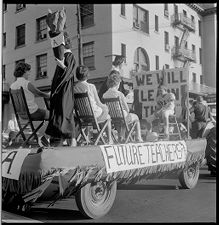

76,4,83,65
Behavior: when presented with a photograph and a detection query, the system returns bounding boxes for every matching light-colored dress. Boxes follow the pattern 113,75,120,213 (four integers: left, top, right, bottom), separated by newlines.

10,77,38,114
74,80,103,118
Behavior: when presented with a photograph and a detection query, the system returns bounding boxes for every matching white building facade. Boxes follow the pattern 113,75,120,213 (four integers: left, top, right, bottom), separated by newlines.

2,3,217,129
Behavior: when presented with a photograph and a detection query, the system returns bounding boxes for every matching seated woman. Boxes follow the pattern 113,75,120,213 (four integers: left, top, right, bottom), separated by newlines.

10,62,50,146
74,65,113,144
103,70,143,143
98,55,129,102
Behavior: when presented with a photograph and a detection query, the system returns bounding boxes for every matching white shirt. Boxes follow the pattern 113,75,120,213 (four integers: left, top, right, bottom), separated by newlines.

74,80,103,118
10,77,38,114
103,87,129,117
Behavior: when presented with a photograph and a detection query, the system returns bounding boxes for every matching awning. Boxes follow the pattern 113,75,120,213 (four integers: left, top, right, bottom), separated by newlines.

189,82,216,96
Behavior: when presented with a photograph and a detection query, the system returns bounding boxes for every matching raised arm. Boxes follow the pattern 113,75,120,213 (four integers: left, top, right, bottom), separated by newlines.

93,85,105,108
28,82,50,99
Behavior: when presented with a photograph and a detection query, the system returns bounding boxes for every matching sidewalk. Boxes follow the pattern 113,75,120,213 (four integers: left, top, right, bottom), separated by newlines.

1,210,43,223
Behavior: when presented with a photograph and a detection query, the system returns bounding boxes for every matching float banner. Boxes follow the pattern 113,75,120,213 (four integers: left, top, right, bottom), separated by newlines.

132,68,188,119
2,149,31,180
100,141,187,174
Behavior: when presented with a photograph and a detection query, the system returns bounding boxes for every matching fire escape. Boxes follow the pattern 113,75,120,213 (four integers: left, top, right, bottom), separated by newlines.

171,13,196,67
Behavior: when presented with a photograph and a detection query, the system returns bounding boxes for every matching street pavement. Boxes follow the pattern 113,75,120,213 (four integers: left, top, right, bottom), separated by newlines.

1,165,216,223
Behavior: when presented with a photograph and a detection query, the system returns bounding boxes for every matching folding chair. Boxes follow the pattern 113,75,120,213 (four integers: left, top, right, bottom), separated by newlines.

157,114,182,140
44,97,50,111
9,87,48,147
74,92,110,145
102,97,137,144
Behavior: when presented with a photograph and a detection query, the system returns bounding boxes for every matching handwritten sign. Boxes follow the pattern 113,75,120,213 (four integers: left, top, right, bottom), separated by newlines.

132,68,189,119
100,141,187,173
2,149,31,180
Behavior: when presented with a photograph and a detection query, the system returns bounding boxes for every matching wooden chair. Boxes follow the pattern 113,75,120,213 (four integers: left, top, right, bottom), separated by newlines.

102,97,137,144
44,97,50,111
74,92,110,145
9,87,48,147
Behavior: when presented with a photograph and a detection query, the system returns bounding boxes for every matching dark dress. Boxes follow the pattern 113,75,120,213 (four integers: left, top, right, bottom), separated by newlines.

190,102,210,138
45,51,76,139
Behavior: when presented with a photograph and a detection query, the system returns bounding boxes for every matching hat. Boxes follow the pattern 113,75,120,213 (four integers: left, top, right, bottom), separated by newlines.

63,31,72,49
112,55,125,67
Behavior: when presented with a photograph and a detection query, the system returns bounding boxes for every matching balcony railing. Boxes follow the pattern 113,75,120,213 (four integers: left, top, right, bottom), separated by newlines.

171,13,196,31
172,46,196,62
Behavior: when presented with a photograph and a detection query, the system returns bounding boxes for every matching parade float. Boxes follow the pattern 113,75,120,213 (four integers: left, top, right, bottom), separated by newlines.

2,67,208,219
2,139,206,219
1,8,211,219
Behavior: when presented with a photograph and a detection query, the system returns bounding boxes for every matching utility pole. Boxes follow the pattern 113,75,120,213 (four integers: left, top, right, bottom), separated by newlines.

76,4,83,65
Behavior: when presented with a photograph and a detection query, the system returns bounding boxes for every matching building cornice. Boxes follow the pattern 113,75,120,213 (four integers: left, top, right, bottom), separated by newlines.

201,7,217,16
186,4,217,16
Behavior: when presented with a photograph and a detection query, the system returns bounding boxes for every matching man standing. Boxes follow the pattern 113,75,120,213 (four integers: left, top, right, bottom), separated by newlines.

189,96,216,139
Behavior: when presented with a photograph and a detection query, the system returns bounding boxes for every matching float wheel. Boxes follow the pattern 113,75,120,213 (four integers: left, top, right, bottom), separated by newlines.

75,180,117,219
205,127,216,175
179,163,200,189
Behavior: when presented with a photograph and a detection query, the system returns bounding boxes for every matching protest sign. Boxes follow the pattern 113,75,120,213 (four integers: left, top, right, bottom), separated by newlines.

132,68,189,119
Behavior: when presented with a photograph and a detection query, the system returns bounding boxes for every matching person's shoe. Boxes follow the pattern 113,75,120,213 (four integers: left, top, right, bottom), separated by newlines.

70,138,77,147
118,137,125,144
160,134,169,141
108,139,114,145
38,136,50,147
136,138,144,143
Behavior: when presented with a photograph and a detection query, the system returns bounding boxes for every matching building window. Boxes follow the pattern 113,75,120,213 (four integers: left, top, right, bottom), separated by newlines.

80,4,94,28
3,33,6,47
184,41,188,49
155,55,159,70
134,47,150,72
16,4,26,12
3,3,7,12
165,64,169,69
183,10,187,17
155,15,159,32
133,5,149,34
164,4,169,17
200,75,203,84
199,48,202,65
198,20,201,36
36,54,47,79
174,36,179,48
15,59,25,67
192,73,196,83
174,4,178,15
83,41,95,70
121,43,126,63
192,44,195,53
2,65,6,80
36,16,47,41
16,24,25,47
121,4,126,16
164,31,169,51
191,15,195,23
